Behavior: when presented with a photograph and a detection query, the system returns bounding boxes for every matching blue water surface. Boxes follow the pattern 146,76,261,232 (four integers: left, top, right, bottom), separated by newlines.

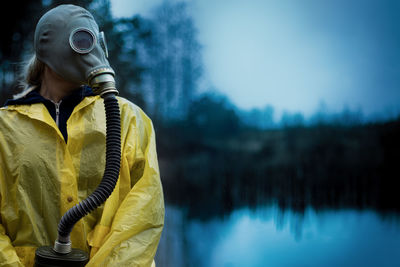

156,205,400,267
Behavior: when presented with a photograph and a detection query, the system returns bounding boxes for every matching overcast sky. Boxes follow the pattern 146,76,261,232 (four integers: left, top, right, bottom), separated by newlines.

110,0,400,119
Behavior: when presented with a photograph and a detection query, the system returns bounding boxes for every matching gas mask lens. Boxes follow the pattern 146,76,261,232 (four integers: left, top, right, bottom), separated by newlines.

69,28,96,54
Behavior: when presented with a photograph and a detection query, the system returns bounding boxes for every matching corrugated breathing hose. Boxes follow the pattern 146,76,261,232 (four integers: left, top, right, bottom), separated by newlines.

56,93,121,248
34,92,121,267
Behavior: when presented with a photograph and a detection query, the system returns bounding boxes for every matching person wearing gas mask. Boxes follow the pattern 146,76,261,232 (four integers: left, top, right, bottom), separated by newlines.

0,4,164,267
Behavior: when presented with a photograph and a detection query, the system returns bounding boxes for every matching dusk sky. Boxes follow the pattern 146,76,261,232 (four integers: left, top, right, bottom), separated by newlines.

110,0,400,119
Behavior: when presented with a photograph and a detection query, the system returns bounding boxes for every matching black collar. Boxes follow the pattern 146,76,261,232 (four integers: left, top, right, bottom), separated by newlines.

4,85,96,143
4,85,95,106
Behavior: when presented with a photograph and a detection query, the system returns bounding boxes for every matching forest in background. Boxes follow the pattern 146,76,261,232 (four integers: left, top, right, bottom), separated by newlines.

1,0,399,221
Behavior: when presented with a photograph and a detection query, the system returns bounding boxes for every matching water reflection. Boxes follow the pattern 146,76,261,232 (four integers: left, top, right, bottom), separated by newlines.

156,205,400,267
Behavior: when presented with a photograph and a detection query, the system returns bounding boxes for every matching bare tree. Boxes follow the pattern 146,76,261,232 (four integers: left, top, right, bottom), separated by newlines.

137,2,202,122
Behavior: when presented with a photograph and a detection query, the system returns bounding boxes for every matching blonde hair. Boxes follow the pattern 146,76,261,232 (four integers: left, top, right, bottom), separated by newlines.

13,55,45,99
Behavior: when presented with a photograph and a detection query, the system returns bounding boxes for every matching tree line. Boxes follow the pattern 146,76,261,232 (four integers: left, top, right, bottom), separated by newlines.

1,0,399,219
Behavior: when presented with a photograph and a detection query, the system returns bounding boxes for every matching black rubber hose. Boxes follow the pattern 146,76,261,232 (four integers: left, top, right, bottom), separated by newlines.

57,93,121,240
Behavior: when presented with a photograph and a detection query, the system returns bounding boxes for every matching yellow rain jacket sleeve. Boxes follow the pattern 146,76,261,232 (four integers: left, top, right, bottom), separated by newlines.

0,219,23,266
0,96,164,267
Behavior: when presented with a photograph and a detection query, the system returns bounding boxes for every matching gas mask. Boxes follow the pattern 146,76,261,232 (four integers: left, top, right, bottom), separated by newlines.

34,4,116,95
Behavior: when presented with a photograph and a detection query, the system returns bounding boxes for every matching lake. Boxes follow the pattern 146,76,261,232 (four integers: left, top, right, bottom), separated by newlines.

156,205,400,267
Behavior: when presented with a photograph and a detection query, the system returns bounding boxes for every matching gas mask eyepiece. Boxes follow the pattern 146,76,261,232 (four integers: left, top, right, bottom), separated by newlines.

69,28,96,54
69,28,109,59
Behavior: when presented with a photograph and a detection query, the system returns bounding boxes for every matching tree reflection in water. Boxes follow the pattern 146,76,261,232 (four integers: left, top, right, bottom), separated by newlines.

156,205,400,267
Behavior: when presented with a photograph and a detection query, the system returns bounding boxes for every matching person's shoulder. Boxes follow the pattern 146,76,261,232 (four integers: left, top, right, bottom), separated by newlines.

0,106,7,119
116,97,156,142
0,105,14,124
116,96,152,122
0,105,11,114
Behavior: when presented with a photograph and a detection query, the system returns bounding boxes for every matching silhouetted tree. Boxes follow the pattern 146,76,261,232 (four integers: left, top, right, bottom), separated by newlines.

138,2,202,122
185,94,241,139
90,0,149,109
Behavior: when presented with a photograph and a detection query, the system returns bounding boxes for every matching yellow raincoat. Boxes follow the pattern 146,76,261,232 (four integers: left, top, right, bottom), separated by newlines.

0,95,164,266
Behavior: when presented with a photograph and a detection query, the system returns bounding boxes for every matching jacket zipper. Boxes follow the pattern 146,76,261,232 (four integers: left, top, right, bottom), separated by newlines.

54,101,62,127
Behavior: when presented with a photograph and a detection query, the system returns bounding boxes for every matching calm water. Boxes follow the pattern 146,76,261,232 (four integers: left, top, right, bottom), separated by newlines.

156,205,400,267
